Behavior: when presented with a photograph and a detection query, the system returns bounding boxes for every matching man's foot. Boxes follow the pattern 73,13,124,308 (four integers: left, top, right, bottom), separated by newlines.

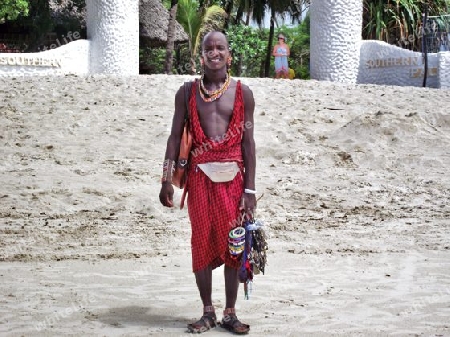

220,308,250,335
187,306,217,334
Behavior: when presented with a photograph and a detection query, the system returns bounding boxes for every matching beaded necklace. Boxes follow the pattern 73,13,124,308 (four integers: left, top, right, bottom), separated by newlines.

199,73,231,102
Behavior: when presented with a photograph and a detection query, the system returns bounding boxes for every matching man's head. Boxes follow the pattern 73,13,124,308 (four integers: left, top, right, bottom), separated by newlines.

201,31,231,72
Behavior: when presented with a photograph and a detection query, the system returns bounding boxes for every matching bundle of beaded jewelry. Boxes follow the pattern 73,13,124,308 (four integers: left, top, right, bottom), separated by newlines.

199,73,231,102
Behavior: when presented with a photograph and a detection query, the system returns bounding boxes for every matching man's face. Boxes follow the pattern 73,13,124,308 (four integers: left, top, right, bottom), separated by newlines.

201,33,230,71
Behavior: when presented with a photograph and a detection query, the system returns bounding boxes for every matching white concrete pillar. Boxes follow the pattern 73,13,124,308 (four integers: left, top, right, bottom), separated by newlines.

310,0,363,84
86,0,139,75
438,52,450,89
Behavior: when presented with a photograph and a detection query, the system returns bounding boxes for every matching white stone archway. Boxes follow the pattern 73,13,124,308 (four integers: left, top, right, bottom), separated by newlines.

0,0,139,76
1,0,449,87
86,0,139,74
310,0,363,84
309,0,450,88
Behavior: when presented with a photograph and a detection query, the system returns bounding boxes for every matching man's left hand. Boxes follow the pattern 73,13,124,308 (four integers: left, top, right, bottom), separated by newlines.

240,193,257,219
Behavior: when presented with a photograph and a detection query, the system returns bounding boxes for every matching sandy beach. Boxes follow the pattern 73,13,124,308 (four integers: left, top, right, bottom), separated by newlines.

1,74,449,336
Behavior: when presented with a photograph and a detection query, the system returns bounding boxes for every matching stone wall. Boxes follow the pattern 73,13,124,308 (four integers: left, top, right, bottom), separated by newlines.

0,40,90,76
438,52,450,89
310,0,450,89
358,40,440,88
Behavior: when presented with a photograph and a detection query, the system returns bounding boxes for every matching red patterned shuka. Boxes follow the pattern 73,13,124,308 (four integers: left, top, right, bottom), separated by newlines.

186,80,245,273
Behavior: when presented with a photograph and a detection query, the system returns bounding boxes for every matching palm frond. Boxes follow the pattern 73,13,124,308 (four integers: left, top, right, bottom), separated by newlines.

177,0,202,58
193,5,227,55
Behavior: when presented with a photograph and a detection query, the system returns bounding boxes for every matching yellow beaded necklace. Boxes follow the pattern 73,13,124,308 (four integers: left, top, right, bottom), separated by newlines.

199,74,231,102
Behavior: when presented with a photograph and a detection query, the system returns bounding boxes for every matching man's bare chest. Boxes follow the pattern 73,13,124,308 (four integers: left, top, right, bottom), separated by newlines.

196,87,236,121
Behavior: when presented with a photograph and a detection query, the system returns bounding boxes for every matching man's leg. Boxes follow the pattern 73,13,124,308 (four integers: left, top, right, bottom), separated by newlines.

222,265,250,334
224,265,239,308
195,266,213,307
187,266,217,333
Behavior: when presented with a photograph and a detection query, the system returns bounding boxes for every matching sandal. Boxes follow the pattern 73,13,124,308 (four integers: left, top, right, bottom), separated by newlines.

220,308,250,335
187,306,217,334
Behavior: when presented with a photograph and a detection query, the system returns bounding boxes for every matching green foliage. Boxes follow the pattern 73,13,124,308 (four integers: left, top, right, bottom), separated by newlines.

174,43,195,74
177,0,202,51
140,47,166,74
227,24,267,77
21,0,53,51
226,17,311,79
1,0,86,51
161,0,171,10
0,0,29,21
140,43,196,75
362,0,450,51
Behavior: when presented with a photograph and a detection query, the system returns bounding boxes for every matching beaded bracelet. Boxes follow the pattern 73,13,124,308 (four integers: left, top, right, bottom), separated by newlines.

161,159,175,183
229,227,245,239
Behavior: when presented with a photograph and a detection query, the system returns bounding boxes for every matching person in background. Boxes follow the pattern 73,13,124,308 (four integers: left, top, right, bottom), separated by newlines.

272,34,290,79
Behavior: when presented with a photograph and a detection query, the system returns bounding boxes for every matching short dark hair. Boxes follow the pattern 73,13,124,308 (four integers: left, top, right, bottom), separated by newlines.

201,31,229,51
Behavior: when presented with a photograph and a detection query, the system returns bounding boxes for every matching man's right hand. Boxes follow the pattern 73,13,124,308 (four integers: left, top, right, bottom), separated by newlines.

159,182,174,207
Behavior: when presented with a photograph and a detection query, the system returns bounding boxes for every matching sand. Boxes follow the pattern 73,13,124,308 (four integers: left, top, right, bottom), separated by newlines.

0,74,449,336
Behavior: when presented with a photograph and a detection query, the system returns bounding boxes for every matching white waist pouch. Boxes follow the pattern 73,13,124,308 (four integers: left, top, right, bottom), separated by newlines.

197,162,240,183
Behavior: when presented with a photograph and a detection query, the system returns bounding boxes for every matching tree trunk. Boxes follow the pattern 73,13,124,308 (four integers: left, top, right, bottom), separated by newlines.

175,44,181,74
236,54,243,76
224,0,234,29
200,0,212,12
190,57,197,75
245,9,251,26
264,7,275,77
165,0,178,75
236,6,243,24
187,34,196,75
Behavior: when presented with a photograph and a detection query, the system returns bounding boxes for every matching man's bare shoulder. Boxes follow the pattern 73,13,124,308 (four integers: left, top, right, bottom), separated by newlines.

174,84,184,102
175,79,196,100
237,81,254,102
239,82,253,93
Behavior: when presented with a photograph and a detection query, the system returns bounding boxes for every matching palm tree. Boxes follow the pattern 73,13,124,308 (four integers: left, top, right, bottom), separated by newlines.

232,0,254,26
230,0,309,26
223,0,234,28
177,0,227,74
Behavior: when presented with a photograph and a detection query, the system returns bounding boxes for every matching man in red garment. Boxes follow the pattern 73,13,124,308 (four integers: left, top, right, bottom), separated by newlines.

159,31,256,334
